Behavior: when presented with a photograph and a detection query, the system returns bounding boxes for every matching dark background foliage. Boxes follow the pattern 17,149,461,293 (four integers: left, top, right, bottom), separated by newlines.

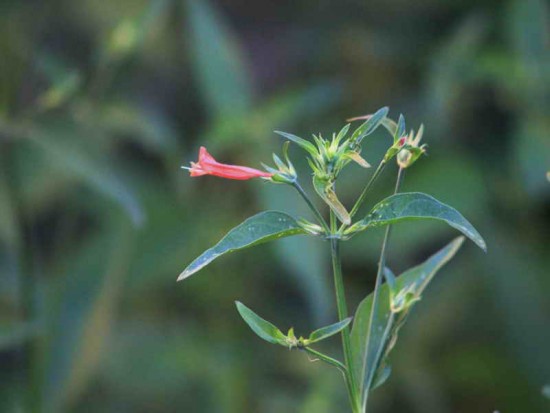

0,0,549,412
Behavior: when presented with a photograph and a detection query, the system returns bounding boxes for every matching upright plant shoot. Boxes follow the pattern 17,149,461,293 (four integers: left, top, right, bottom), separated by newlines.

178,108,486,413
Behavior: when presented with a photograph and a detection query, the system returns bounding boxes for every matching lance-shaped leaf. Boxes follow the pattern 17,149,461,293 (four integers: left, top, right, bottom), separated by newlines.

274,130,318,157
307,317,352,344
186,0,252,116
178,211,306,280
350,107,389,145
235,301,287,345
313,176,351,225
357,192,486,251
351,237,465,403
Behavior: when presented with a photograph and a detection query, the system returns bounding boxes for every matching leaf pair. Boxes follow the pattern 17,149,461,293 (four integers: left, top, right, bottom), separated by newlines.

236,301,351,348
178,192,485,281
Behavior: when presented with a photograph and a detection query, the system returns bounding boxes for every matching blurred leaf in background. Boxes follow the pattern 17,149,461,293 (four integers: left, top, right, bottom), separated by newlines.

0,0,548,412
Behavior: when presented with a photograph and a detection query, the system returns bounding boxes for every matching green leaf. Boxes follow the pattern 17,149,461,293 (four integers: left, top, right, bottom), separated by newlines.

103,0,167,62
371,365,391,390
313,176,350,225
178,211,306,281
28,121,145,227
235,301,287,345
350,107,389,145
186,0,252,116
274,130,318,157
308,318,352,344
351,237,464,402
358,192,486,251
43,219,134,411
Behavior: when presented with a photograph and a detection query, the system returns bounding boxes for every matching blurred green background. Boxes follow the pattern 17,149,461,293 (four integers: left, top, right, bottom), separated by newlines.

1,0,549,412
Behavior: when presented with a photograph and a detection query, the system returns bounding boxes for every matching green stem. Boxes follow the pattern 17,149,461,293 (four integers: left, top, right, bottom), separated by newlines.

292,181,330,234
304,347,347,373
329,218,361,413
362,167,404,412
348,160,386,221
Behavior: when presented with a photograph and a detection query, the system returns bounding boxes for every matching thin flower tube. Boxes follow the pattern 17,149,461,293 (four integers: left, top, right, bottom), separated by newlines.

183,146,272,180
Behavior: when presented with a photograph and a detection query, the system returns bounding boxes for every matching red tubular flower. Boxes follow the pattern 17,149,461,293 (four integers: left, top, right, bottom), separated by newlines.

184,146,273,180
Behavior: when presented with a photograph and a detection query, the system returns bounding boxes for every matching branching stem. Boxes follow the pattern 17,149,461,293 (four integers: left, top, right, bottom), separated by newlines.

292,181,330,234
347,160,386,221
304,347,347,373
330,211,362,413
362,167,405,411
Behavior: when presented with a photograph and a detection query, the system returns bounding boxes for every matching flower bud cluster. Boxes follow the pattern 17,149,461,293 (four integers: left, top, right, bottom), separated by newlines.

396,125,427,169
262,142,298,184
306,124,371,181
381,115,427,168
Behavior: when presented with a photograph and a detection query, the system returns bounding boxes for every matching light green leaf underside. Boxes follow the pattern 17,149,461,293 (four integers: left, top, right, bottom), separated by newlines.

360,192,486,251
235,301,287,345
350,107,388,144
309,317,352,344
351,237,465,402
178,211,306,280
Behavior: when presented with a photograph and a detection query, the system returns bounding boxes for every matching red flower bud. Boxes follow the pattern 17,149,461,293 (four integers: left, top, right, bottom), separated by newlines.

184,147,272,180
398,137,406,147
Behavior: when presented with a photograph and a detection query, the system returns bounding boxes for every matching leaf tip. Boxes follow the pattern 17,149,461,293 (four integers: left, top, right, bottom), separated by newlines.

479,240,487,253
176,271,189,282
235,301,250,319
469,234,487,252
